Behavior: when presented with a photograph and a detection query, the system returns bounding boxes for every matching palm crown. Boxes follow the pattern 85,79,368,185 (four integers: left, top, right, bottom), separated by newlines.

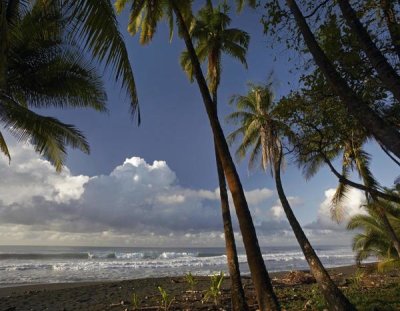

227,83,284,175
180,0,249,97
348,199,400,267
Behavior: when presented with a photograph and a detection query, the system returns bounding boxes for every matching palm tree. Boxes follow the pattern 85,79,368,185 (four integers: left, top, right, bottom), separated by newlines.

285,0,400,159
0,0,108,170
227,83,356,311
115,1,280,309
348,200,400,271
180,2,249,309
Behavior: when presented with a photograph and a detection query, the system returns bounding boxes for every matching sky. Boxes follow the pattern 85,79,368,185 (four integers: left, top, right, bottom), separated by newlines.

0,2,399,247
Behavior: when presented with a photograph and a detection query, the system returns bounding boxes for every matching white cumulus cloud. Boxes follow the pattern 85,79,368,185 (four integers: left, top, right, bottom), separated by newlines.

0,142,284,246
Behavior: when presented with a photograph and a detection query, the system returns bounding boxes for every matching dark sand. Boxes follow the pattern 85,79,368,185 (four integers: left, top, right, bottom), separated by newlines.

0,263,398,311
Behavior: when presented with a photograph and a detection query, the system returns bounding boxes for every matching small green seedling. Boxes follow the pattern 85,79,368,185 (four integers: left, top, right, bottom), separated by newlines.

185,272,198,290
202,271,224,306
131,291,141,310
158,286,173,311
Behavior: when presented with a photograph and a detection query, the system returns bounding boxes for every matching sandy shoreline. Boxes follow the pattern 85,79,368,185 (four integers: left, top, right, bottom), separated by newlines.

1,263,398,310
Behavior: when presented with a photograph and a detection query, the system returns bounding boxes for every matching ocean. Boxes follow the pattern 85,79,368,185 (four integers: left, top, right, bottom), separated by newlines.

0,245,359,287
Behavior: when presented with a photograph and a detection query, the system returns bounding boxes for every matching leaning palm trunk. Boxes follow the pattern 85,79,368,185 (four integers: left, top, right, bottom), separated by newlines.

171,1,280,310
337,0,400,102
214,145,249,311
286,0,400,159
274,147,356,311
213,88,248,310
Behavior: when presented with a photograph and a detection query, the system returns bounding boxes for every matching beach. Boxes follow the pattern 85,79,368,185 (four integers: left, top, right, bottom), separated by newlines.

1,263,399,310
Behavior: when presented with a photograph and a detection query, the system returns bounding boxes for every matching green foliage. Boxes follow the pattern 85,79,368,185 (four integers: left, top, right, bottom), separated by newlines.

377,259,400,273
347,199,400,264
309,284,327,310
184,272,197,290
350,269,365,288
157,286,173,311
262,0,400,196
202,271,224,306
0,0,108,171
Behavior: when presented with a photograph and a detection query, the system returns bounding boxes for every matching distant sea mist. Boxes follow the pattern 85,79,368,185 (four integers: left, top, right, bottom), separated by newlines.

0,245,362,287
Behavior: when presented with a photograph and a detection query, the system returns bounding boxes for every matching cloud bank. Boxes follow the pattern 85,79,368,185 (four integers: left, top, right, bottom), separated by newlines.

0,143,364,247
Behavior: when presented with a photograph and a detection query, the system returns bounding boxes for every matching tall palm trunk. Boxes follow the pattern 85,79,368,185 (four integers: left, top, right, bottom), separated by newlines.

212,90,248,310
274,147,356,311
380,0,400,62
215,144,249,311
171,2,280,310
286,0,400,159
337,0,400,102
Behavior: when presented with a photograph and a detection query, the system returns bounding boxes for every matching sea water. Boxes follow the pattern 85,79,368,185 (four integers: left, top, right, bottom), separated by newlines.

0,245,358,287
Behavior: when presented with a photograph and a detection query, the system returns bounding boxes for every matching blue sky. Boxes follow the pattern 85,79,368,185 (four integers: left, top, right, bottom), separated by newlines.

0,3,398,247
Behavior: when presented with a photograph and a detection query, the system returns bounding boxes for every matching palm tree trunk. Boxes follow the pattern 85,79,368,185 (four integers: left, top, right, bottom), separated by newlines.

171,2,280,310
286,0,400,159
214,145,249,311
337,0,400,102
380,0,400,62
212,90,248,310
274,147,356,311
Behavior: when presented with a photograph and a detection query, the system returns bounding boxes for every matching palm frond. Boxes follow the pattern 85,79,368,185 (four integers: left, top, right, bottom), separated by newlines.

66,0,139,120
331,182,350,223
235,0,256,12
0,94,89,172
248,136,262,171
0,130,10,162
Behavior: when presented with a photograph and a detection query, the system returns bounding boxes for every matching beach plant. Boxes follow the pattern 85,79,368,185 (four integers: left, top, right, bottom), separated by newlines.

202,272,225,306
184,272,197,290
157,286,173,311
350,269,365,289
131,291,141,310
